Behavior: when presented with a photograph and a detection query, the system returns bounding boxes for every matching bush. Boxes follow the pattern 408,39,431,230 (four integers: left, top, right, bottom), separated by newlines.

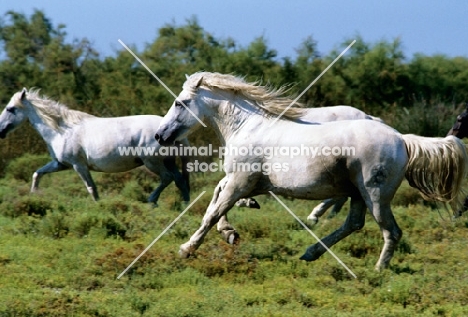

121,180,147,202
4,154,51,182
70,211,126,238
1,195,52,218
386,101,461,137
40,211,70,238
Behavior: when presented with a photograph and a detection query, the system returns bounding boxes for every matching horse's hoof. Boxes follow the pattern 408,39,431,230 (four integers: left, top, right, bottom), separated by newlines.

248,198,261,209
299,246,321,262
374,263,388,271
179,243,193,258
179,248,191,259
299,253,313,262
235,198,261,209
307,216,318,226
225,230,240,245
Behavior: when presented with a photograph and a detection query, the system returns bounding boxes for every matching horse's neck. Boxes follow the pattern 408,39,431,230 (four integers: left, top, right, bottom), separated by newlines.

26,107,63,141
207,98,263,145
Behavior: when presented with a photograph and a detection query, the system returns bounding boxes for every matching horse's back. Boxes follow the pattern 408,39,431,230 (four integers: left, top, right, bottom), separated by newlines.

243,119,407,199
62,115,164,172
79,115,162,146
300,105,379,123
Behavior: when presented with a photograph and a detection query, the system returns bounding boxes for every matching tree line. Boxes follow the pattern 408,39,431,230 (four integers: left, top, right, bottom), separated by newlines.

0,9,467,172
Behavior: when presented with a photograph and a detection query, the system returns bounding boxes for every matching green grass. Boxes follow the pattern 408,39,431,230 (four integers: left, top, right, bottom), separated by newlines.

1,155,468,316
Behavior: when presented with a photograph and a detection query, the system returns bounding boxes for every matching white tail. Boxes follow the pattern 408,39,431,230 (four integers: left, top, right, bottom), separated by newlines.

403,134,468,211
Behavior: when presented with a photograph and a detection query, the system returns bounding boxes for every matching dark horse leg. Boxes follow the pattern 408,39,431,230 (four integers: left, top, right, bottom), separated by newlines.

162,156,190,202
300,197,367,261
31,160,70,192
455,196,468,217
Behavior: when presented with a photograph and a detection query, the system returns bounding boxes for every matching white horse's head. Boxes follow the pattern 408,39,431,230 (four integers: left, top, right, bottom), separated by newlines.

155,74,206,146
155,71,304,146
0,88,29,139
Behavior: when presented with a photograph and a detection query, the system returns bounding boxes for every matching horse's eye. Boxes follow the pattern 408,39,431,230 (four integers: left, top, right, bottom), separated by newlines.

6,107,16,114
175,101,184,108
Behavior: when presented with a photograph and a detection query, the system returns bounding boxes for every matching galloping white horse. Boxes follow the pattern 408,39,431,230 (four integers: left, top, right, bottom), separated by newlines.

155,72,467,270
0,88,190,204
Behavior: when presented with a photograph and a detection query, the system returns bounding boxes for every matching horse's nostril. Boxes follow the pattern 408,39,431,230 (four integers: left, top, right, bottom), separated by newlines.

155,133,160,141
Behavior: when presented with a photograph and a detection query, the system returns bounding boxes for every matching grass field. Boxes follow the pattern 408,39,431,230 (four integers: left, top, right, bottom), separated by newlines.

0,154,468,316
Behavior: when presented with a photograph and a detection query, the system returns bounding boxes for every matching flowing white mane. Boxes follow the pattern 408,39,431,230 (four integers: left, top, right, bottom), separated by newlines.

16,89,95,130
184,72,307,119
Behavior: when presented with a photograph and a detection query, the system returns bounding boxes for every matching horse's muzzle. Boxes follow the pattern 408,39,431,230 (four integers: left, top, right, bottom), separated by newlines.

0,124,12,139
155,133,173,146
155,133,161,142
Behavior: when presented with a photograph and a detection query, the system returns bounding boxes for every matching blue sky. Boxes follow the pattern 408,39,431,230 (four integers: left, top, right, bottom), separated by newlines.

1,0,467,60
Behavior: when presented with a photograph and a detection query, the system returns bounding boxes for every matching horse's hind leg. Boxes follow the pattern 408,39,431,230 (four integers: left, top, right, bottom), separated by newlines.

31,160,69,192
73,164,99,201
360,164,404,270
369,202,402,270
300,196,366,261
329,197,348,218
307,197,347,225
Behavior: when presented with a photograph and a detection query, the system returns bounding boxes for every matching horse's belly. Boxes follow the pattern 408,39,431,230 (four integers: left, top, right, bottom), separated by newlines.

257,158,352,199
265,178,350,200
86,157,143,173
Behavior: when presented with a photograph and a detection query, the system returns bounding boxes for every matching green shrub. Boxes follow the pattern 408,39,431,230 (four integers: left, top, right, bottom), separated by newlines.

40,211,70,238
70,212,126,238
2,195,52,218
121,180,147,202
4,154,51,182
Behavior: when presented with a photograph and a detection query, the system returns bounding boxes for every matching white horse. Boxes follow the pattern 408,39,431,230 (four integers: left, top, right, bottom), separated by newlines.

155,72,467,270
0,88,190,204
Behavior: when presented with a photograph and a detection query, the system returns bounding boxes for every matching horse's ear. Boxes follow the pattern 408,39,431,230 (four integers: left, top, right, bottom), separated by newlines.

20,88,27,100
185,74,190,80
195,76,203,89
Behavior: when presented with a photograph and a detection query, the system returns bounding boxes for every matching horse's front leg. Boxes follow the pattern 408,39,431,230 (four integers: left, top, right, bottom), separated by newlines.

180,174,254,258
211,176,240,244
73,164,99,201
163,156,190,203
31,160,69,192
203,176,239,244
147,172,173,206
